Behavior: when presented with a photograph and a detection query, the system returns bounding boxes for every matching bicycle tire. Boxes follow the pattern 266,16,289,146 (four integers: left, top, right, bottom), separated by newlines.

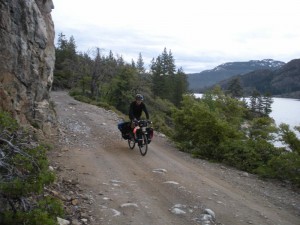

139,133,148,156
128,138,135,149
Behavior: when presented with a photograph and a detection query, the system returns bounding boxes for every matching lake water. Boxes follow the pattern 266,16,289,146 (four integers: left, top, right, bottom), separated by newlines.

194,93,300,131
270,97,300,128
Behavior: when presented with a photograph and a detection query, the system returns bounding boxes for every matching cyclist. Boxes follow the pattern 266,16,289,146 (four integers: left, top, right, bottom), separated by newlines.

129,94,149,123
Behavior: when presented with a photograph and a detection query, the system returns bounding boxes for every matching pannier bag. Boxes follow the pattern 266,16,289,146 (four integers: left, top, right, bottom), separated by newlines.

118,122,131,140
146,127,154,144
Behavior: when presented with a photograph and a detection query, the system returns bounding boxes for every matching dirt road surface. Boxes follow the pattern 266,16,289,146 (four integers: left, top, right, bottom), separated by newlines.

49,91,300,225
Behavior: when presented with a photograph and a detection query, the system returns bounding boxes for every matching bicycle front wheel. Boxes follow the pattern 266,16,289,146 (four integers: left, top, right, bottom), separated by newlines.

128,138,135,149
138,133,148,156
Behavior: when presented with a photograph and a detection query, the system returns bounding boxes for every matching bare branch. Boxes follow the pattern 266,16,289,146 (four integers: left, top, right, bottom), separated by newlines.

0,137,40,170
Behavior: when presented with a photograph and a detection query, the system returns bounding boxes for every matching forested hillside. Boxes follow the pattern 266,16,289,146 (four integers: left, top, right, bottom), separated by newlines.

53,33,188,134
187,59,285,91
216,59,300,98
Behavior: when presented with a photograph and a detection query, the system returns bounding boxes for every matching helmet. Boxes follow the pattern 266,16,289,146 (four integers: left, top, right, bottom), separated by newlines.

135,94,144,101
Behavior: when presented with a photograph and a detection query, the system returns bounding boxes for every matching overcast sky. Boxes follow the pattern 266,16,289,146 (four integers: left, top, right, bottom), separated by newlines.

51,0,300,73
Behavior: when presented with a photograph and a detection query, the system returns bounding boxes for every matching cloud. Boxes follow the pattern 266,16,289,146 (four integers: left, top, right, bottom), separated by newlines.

52,0,300,73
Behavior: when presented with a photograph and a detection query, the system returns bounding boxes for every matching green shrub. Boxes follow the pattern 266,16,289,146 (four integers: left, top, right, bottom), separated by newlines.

2,208,59,225
0,111,18,132
0,111,63,225
69,88,84,97
38,196,65,218
172,95,243,160
73,95,92,103
222,140,262,171
2,196,64,224
256,152,300,186
0,145,55,197
279,123,300,154
96,101,113,110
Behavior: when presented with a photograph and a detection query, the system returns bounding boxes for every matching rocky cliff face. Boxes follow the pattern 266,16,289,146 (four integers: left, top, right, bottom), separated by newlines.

0,0,55,134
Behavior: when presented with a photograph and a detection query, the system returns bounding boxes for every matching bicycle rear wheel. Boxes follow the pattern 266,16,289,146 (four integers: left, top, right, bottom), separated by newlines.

138,133,148,156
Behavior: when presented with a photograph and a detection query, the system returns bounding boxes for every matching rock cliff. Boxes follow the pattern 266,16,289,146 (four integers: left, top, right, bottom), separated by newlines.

0,0,55,134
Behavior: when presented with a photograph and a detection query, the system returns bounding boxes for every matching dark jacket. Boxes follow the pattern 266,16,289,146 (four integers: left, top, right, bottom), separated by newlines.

129,101,149,120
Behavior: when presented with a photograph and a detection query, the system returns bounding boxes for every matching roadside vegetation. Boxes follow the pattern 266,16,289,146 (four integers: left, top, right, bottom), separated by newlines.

0,111,64,224
54,33,300,187
173,88,300,186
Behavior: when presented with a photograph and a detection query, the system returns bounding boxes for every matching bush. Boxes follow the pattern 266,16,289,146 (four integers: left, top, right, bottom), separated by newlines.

73,95,92,104
69,88,84,97
2,197,64,225
0,111,63,225
2,210,56,225
0,144,55,197
256,152,300,186
222,140,262,171
279,123,300,154
172,95,243,160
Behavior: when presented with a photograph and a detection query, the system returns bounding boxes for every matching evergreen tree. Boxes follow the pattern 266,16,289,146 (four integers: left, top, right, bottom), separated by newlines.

109,65,138,113
103,50,118,80
161,47,169,75
90,48,102,98
227,77,243,98
136,52,145,74
167,49,176,75
116,55,125,66
54,33,79,89
151,56,164,97
68,35,77,59
257,94,264,114
150,48,179,102
131,59,136,68
135,53,148,93
57,32,67,49
250,90,260,113
173,68,188,107
78,52,92,94
263,93,274,116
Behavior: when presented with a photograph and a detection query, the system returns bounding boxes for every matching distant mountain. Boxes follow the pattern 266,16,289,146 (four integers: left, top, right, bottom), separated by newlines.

187,59,285,91
217,59,300,98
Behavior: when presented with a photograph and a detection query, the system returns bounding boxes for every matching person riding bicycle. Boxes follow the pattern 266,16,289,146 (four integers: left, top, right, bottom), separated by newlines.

129,94,149,124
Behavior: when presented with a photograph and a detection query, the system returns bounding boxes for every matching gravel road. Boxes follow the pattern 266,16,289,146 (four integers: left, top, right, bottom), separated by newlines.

49,91,300,225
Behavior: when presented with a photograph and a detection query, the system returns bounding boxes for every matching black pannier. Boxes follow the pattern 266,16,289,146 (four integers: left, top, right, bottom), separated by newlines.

118,122,131,139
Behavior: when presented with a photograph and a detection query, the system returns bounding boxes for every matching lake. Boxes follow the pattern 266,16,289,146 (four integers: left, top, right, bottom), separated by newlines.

194,93,300,131
270,97,300,129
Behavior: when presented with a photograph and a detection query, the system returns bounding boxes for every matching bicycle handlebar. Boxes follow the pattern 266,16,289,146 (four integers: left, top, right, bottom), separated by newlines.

133,120,152,127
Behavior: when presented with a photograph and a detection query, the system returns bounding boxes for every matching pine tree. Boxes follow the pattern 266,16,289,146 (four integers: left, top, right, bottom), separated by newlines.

250,90,260,112
57,32,67,49
173,67,188,106
161,47,169,75
91,48,102,98
136,52,145,74
68,35,77,58
54,33,79,89
263,93,274,116
149,48,189,105
135,53,148,93
131,59,136,68
227,77,243,98
167,49,176,75
150,56,164,97
109,65,138,113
